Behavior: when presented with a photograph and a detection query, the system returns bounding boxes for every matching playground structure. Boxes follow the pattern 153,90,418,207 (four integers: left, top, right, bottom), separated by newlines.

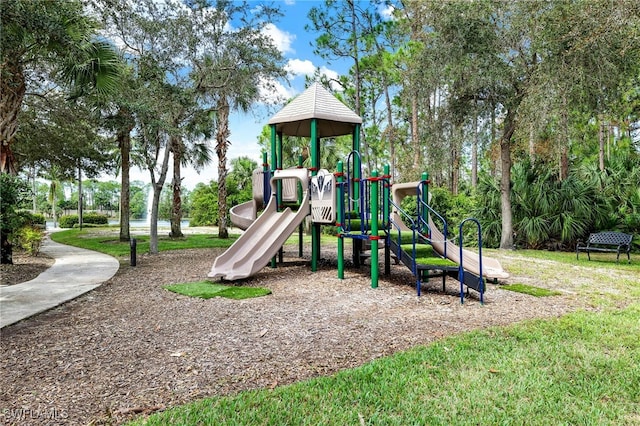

209,83,508,302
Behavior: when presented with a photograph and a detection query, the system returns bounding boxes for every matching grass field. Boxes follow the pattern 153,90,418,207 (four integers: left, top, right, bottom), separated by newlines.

50,228,238,258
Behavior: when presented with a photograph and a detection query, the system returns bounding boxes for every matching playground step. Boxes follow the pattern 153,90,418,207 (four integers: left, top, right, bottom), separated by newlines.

399,243,457,268
389,231,423,245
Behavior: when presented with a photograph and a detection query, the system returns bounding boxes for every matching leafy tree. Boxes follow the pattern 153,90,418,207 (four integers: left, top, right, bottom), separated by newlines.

189,181,219,227
0,0,120,174
190,0,286,239
129,181,147,220
95,0,195,253
168,108,214,239
15,94,114,181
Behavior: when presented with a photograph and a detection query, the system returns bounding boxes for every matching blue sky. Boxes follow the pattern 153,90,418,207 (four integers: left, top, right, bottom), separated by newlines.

123,0,391,189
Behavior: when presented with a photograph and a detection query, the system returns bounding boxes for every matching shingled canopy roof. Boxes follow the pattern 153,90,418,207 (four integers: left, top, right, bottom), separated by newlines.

268,82,362,137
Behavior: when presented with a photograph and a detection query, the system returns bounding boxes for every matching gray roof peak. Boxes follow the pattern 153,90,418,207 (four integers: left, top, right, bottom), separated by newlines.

268,82,362,137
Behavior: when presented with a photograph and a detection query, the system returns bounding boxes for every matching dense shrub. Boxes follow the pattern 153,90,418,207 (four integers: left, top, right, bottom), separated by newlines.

59,213,109,228
1,174,30,263
15,211,46,228
14,226,44,256
59,215,78,228
84,213,109,225
189,182,219,227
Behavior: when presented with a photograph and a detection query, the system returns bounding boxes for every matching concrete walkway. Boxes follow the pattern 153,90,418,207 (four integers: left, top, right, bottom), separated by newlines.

0,235,120,328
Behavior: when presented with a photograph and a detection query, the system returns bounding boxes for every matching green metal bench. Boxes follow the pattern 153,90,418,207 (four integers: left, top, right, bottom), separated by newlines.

576,231,633,263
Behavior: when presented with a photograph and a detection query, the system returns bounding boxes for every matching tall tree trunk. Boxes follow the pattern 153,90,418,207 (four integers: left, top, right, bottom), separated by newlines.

216,98,230,239
50,182,58,228
0,57,25,175
491,100,498,176
348,0,361,117
170,136,184,238
472,109,478,189
383,83,395,180
77,166,83,230
31,166,37,212
119,128,131,242
528,126,536,165
451,125,460,195
499,111,516,250
148,139,172,254
598,119,605,171
411,92,420,172
559,95,569,180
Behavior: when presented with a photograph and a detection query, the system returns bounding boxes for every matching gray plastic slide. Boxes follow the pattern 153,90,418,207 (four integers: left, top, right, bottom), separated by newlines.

391,181,509,280
229,200,257,231
427,217,509,280
209,168,310,281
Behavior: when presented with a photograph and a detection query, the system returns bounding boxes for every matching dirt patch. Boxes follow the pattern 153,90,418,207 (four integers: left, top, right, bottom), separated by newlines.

0,246,593,425
0,250,55,286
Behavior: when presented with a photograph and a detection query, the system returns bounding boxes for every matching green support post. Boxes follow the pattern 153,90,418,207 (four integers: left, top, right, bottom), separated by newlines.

421,171,429,233
276,132,283,210
298,154,303,258
353,124,361,213
371,170,379,289
337,161,344,279
421,171,429,283
270,125,277,175
262,151,269,198
383,164,390,230
383,164,391,275
311,119,319,272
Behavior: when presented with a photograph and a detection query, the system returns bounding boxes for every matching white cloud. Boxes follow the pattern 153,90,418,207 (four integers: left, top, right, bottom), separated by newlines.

285,59,316,77
318,66,343,91
262,23,295,54
284,60,342,92
258,78,295,105
378,4,396,21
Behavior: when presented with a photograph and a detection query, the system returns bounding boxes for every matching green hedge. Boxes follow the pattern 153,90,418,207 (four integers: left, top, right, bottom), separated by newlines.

16,210,46,228
59,213,109,228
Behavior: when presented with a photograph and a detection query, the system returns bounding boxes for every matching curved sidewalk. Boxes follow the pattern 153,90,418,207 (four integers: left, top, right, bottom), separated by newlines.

0,236,120,328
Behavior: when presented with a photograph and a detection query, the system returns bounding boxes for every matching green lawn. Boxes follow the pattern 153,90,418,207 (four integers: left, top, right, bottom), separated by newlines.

50,228,237,258
504,248,639,273
501,283,563,297
164,280,271,300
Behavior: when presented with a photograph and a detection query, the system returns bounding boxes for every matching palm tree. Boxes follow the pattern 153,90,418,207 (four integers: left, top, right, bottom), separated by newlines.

0,0,121,175
230,157,258,191
189,1,286,239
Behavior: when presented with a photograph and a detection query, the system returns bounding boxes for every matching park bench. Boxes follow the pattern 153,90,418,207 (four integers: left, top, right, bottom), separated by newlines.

576,231,632,263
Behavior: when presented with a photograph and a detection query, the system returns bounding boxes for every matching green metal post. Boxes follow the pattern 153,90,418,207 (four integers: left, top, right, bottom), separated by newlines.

421,171,429,233
371,170,379,288
311,119,319,272
277,132,283,209
353,124,361,213
298,154,303,257
337,161,344,279
270,125,277,174
383,164,390,229
383,164,391,275
421,171,429,283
